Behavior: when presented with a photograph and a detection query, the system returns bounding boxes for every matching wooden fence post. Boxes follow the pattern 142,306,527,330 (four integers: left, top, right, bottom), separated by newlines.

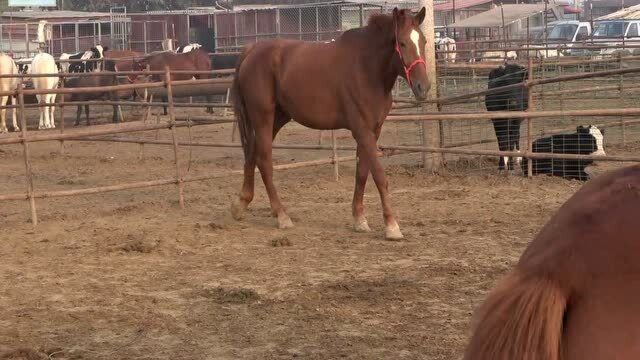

619,53,626,145
18,84,38,227
527,57,534,178
59,78,65,155
164,67,185,209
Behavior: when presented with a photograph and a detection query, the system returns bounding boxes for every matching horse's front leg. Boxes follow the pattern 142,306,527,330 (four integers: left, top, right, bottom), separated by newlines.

354,131,403,240
351,123,383,233
352,146,372,233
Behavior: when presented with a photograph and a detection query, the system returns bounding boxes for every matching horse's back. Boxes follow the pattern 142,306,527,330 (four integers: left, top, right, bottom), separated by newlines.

522,165,640,359
521,165,640,276
236,39,347,128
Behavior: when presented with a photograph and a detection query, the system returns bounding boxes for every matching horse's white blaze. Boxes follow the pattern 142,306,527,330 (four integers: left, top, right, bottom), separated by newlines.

589,126,606,156
410,30,421,57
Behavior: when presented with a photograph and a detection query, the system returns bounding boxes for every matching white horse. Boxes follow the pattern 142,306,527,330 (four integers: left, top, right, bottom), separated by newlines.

0,53,20,133
30,52,59,129
436,36,457,63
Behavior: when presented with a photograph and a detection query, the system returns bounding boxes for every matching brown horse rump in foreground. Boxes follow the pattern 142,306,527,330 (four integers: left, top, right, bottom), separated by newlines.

464,164,640,360
231,8,429,240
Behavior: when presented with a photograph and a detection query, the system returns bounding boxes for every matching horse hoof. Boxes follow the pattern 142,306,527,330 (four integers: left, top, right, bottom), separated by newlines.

0,127,7,133
13,126,19,132
278,214,294,229
385,223,404,241
353,217,372,232
230,200,246,221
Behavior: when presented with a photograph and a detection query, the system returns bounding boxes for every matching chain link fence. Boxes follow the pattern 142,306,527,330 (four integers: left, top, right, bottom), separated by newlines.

0,19,167,59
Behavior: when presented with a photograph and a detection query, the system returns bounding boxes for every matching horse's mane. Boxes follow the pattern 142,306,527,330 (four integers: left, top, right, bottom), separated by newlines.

367,12,394,30
337,11,395,45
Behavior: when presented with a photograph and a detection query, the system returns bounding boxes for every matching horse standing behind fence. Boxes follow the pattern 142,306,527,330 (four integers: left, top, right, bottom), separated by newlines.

485,63,529,171
231,7,429,240
62,60,121,126
30,52,59,130
463,164,640,360
0,53,20,133
133,48,213,115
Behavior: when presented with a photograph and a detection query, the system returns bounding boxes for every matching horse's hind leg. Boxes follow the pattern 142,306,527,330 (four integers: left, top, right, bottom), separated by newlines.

0,96,8,133
37,95,45,129
48,94,56,128
256,111,293,229
10,96,18,132
231,113,289,222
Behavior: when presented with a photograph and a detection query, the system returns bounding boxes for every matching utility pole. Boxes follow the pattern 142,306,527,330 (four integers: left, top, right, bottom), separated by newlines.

419,0,443,171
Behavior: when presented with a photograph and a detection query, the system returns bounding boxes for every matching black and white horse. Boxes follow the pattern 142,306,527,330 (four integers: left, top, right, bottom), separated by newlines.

522,125,606,181
176,43,202,53
485,63,529,171
60,45,107,73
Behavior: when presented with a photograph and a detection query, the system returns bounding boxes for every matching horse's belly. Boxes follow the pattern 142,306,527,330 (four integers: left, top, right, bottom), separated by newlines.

277,86,342,130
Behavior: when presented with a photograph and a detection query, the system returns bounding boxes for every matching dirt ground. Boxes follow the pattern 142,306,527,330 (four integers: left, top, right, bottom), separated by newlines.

0,104,637,360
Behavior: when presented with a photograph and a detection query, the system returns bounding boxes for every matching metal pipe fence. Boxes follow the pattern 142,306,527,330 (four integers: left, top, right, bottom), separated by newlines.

2,61,640,227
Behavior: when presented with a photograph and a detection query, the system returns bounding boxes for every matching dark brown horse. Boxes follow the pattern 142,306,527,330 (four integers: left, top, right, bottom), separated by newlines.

463,164,640,360
104,49,144,84
133,48,213,114
231,8,429,240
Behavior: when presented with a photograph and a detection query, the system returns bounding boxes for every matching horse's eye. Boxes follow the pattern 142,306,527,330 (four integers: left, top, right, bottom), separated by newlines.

400,42,406,48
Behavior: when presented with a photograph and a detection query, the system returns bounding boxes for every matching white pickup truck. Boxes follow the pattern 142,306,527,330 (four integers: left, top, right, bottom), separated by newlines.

526,21,592,57
591,20,640,56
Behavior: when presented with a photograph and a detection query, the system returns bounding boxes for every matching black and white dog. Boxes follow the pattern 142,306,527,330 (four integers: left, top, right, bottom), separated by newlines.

485,63,529,171
522,125,606,181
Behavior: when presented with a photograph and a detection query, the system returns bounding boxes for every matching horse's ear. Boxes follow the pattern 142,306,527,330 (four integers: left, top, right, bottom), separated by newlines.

415,7,426,25
392,7,400,19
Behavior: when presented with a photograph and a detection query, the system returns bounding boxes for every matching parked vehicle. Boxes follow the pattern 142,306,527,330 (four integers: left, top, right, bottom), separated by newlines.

592,20,640,56
526,21,592,57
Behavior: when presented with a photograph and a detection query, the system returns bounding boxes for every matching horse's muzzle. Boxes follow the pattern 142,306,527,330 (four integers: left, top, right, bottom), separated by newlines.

411,82,429,101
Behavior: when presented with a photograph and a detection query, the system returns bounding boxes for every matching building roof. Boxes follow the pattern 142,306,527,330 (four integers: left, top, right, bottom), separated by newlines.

230,0,417,11
597,3,640,19
590,0,640,8
434,0,492,11
450,3,560,28
1,10,111,19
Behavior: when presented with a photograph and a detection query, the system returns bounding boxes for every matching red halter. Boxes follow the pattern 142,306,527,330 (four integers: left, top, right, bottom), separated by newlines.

394,21,426,87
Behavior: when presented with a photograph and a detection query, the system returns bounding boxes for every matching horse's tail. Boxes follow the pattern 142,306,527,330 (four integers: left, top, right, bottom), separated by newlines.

232,45,256,161
463,269,567,360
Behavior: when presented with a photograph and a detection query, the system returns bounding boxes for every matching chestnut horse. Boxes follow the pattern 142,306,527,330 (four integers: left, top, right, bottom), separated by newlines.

463,164,640,360
133,48,213,115
231,8,429,240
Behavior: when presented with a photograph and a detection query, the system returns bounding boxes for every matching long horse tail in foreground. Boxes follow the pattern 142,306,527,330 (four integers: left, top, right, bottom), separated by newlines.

463,270,567,360
464,164,640,360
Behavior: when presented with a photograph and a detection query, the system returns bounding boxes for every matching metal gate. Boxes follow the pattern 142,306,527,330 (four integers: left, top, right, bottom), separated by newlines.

110,6,129,50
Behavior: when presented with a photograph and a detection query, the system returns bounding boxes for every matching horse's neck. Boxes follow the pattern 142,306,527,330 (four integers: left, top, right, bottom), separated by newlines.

349,26,399,95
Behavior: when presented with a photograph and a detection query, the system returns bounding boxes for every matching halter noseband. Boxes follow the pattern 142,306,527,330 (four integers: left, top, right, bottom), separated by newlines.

394,20,426,87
